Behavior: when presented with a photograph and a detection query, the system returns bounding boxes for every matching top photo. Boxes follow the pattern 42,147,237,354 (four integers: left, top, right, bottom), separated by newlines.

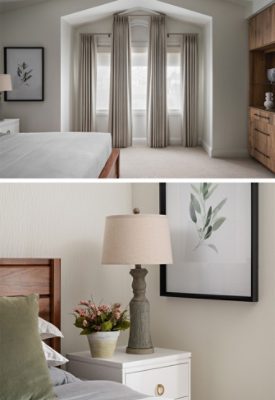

0,0,274,180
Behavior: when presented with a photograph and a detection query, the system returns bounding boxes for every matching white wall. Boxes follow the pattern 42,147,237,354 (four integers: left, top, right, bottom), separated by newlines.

0,182,133,355
132,182,275,400
0,0,248,157
249,0,274,15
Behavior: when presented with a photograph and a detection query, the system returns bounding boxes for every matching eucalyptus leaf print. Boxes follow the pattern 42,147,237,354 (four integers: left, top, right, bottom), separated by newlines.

189,183,227,253
17,62,33,86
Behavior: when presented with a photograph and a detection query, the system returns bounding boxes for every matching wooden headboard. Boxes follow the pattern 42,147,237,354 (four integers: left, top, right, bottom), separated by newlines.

0,258,61,352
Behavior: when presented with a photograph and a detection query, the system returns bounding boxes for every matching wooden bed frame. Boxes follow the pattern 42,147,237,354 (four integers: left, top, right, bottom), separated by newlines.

99,149,120,179
0,258,61,352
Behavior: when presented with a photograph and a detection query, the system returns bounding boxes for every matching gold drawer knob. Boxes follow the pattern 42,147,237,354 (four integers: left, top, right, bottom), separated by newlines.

156,384,165,396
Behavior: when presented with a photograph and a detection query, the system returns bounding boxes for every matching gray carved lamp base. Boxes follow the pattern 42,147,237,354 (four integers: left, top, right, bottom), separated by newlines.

126,265,154,354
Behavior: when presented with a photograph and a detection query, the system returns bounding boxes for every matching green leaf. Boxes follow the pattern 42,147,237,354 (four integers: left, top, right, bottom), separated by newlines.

101,320,113,332
204,226,212,239
80,328,91,335
213,217,226,231
204,184,218,200
204,206,212,230
208,244,218,253
213,198,227,219
189,201,197,223
113,320,130,331
191,184,200,196
191,193,201,213
202,183,209,199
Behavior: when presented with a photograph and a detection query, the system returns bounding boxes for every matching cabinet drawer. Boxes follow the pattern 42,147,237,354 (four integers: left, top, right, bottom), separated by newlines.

250,108,274,125
252,146,272,169
125,363,189,399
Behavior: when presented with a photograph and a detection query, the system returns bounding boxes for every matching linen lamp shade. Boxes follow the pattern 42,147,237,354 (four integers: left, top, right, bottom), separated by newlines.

102,214,173,266
0,74,12,92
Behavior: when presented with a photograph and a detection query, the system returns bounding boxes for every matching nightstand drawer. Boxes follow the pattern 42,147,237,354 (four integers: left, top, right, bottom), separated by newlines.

125,363,189,398
0,119,19,134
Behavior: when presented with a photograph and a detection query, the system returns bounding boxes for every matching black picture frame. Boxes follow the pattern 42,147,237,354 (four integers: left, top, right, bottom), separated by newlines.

160,183,258,302
4,47,44,102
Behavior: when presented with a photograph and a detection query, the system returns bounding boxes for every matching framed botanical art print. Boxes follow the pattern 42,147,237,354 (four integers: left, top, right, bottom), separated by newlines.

4,47,44,101
160,183,258,302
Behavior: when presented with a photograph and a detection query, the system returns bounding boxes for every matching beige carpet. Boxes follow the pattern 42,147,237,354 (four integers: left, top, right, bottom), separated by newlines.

120,145,274,179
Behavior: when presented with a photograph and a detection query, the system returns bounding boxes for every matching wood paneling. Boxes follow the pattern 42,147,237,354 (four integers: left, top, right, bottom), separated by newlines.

0,258,61,352
249,5,275,50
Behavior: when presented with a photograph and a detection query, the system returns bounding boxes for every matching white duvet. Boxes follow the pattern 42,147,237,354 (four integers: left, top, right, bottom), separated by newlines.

0,132,112,178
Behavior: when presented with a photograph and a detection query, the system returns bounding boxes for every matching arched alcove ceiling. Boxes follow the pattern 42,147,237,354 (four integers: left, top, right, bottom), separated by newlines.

62,0,212,27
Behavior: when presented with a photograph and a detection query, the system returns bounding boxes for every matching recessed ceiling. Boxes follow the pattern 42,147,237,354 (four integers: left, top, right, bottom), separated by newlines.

0,0,253,13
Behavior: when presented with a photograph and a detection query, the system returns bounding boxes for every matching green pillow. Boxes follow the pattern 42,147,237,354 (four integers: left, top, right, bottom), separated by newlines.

0,294,56,400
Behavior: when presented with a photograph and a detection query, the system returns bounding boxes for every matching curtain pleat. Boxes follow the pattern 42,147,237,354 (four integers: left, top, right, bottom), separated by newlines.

182,34,198,147
147,15,168,148
78,34,97,132
109,15,132,148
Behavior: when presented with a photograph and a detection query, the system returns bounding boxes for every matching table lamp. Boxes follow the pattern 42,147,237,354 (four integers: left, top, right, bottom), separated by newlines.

102,208,173,355
0,74,12,121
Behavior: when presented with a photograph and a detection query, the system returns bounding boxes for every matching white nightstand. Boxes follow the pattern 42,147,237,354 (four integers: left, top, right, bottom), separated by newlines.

67,347,191,400
0,119,19,134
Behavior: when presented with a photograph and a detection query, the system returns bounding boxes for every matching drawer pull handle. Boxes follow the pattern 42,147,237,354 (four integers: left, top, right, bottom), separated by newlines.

156,384,165,396
255,148,270,159
254,113,270,121
255,128,270,137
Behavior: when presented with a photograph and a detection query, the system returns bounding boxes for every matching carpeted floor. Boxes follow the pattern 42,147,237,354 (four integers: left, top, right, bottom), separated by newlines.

120,145,274,179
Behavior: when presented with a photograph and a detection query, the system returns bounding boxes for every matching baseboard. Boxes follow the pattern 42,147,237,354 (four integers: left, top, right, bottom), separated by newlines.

211,147,249,158
200,139,212,157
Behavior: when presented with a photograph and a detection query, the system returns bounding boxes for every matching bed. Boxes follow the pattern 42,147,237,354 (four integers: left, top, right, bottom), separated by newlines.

0,132,120,179
0,258,165,400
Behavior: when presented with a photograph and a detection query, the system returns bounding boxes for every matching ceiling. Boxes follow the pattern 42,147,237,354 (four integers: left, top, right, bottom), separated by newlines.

0,0,253,13
0,0,48,12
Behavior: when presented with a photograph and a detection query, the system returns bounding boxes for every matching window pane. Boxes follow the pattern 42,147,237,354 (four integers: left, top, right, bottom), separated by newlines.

96,52,111,111
167,52,181,111
131,51,148,111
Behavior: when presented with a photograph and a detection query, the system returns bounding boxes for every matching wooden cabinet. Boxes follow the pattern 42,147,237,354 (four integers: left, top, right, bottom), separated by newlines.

249,5,275,50
249,107,275,172
67,347,192,400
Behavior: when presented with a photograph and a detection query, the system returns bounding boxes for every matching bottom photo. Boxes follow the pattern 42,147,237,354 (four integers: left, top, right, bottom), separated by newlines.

0,182,274,400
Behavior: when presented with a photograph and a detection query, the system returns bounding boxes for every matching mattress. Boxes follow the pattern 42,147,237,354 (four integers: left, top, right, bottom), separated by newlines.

0,132,112,178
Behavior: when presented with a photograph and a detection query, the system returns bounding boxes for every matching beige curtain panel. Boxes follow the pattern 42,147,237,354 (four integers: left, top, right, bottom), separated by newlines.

182,34,198,147
147,15,168,148
109,15,132,148
78,34,97,132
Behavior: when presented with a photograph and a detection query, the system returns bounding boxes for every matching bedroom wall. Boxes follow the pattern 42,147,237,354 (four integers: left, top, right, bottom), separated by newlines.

0,0,248,157
132,182,275,400
0,182,133,355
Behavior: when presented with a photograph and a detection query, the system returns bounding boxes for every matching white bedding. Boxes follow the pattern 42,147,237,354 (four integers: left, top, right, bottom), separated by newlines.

0,132,112,178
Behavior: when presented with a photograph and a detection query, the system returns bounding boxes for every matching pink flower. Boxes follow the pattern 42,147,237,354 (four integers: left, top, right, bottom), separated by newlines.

113,310,121,320
80,300,90,307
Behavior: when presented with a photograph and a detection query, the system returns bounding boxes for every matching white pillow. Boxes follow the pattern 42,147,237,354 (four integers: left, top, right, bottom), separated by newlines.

39,317,64,340
42,342,68,367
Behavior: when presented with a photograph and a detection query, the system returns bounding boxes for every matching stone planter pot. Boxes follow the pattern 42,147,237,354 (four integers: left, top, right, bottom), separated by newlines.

87,331,120,358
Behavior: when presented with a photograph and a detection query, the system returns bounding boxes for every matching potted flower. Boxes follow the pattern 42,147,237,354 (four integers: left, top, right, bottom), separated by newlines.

73,300,130,358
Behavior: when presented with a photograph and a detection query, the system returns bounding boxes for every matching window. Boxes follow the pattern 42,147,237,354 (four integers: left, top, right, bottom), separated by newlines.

96,52,111,111
167,52,181,111
131,51,148,111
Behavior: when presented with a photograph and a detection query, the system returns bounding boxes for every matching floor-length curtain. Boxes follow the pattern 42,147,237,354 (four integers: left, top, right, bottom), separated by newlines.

181,34,198,147
109,15,132,148
147,15,168,148
78,34,97,132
